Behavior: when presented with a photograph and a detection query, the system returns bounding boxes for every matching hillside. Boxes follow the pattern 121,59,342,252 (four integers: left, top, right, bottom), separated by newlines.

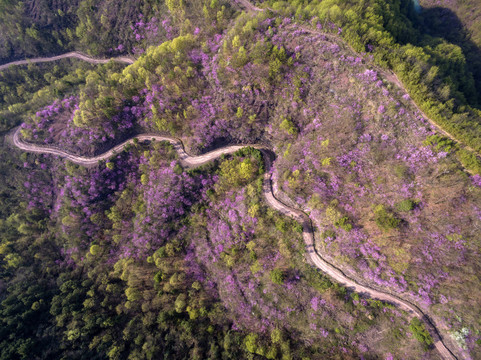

0,0,481,359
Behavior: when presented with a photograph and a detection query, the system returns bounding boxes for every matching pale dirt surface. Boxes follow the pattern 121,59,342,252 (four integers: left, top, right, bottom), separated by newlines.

0,51,134,71
232,0,263,12
234,0,480,161
296,25,479,161
11,126,458,360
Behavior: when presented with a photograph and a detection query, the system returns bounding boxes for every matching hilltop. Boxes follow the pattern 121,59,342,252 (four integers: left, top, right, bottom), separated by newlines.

0,1,481,359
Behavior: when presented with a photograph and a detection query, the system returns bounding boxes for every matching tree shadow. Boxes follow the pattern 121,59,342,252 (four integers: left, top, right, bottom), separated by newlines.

413,5,481,108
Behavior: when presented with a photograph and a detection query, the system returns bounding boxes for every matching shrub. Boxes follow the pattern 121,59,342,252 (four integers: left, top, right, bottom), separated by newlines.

334,216,353,232
321,229,336,240
457,149,481,174
293,222,303,233
423,135,456,153
269,268,285,285
244,333,264,355
89,244,101,255
325,200,342,224
409,318,433,349
395,199,416,212
218,157,257,187
279,117,298,135
233,147,265,174
374,205,400,231
271,328,282,344
275,219,288,233
174,294,187,313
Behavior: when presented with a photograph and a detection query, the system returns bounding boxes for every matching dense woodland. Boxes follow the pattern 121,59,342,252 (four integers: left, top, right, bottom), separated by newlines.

1,0,481,359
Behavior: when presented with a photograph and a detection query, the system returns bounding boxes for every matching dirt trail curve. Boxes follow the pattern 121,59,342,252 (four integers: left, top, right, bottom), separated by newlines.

0,51,134,71
234,0,479,161
232,0,263,12
12,127,458,360
296,25,479,157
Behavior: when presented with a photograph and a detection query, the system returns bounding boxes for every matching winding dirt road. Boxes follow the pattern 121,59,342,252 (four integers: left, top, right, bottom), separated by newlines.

232,0,263,12
234,0,480,162
12,127,457,360
0,51,134,72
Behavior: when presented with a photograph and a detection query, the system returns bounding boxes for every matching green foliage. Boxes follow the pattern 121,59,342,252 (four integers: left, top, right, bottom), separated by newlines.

89,244,101,255
293,222,303,233
218,149,264,189
325,200,352,231
244,333,259,354
321,229,336,240
270,328,282,344
0,61,95,132
321,157,332,167
275,219,288,233
325,200,342,224
374,205,400,231
174,294,187,313
234,147,265,174
409,318,433,349
457,148,481,174
423,135,457,153
219,157,256,187
280,117,298,136
236,106,243,118
334,216,353,232
269,268,285,285
395,199,416,212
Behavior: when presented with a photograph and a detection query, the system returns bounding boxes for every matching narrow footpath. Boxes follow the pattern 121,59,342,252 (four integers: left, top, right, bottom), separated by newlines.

0,51,134,72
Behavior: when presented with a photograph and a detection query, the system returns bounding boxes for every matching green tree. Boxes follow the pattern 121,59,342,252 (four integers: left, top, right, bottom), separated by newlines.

269,268,285,285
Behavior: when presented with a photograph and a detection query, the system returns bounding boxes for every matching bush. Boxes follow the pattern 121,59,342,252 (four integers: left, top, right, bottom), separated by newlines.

233,147,265,174
321,229,336,240
409,318,433,349
293,222,303,233
423,135,456,153
269,268,285,285
218,157,256,187
374,205,400,231
334,216,352,232
395,199,416,212
279,117,298,136
457,149,481,174
89,244,101,255
275,219,287,233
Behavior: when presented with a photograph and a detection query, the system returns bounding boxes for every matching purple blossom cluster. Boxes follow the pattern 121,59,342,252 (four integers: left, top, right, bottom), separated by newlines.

130,161,198,255
22,158,54,211
21,96,76,142
472,174,481,187
23,96,138,155
262,25,481,321
129,14,182,55
357,69,378,83
63,152,139,231
205,189,257,256
189,96,230,151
